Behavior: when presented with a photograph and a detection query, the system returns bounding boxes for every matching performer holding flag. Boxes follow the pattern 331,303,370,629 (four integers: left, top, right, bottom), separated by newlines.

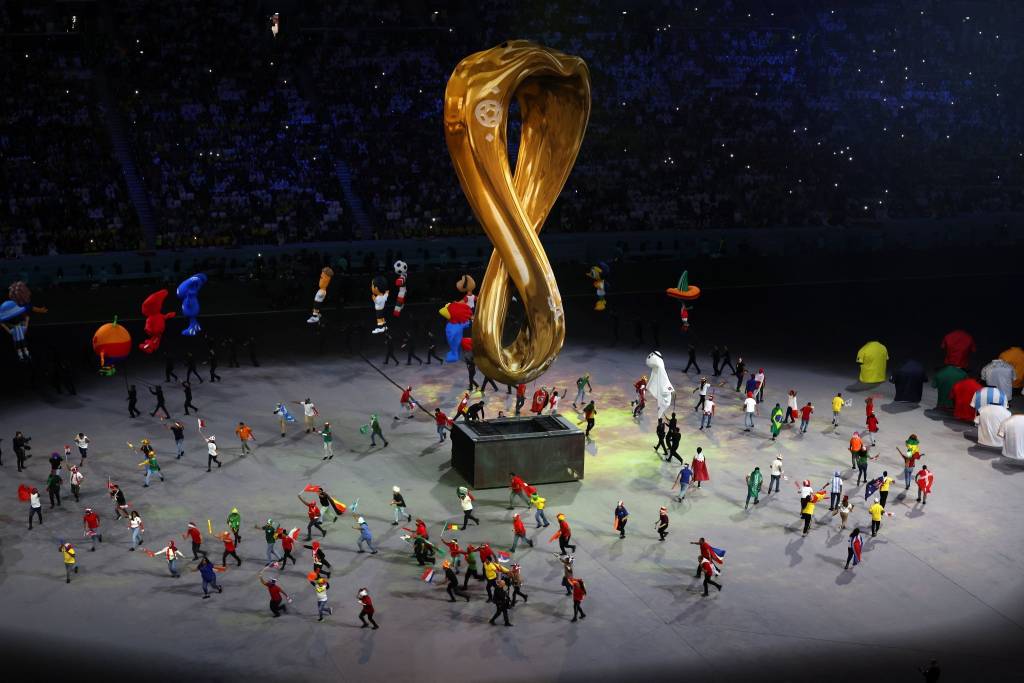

844,528,863,570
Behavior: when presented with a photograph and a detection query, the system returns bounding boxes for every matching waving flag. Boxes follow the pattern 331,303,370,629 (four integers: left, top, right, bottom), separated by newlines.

851,535,863,566
444,523,460,531
17,484,31,501
197,418,206,430
865,476,884,500
496,550,511,563
710,545,727,559
420,567,435,583
303,484,321,493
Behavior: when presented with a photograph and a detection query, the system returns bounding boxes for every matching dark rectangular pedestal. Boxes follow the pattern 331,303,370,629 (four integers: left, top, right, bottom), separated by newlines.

450,415,585,489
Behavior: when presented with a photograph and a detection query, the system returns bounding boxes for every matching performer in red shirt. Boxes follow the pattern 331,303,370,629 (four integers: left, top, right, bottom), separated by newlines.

515,383,527,415
567,577,587,621
690,537,723,571
399,386,415,418
865,412,880,446
221,532,241,567
697,555,722,596
511,513,533,552
508,472,532,509
556,514,576,555
530,387,549,415
434,408,449,443
297,494,326,540
915,465,934,504
632,375,647,417
440,536,464,571
455,392,470,421
259,572,289,617
357,588,379,629
799,402,814,434
278,527,297,566
82,508,102,551
182,522,207,560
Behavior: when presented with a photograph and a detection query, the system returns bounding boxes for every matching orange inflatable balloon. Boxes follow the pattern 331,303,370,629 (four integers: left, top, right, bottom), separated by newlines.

92,317,132,373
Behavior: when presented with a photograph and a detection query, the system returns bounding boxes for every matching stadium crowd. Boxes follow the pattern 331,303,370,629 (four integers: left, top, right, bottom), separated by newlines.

0,0,1020,253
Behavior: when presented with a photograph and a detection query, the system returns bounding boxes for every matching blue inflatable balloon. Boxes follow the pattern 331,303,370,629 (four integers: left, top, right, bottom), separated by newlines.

0,300,29,322
176,273,207,336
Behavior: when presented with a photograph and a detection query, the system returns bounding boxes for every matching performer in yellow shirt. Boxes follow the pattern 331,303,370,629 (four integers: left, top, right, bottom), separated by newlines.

831,392,845,430
60,542,78,583
483,559,509,602
878,472,896,508
868,497,885,537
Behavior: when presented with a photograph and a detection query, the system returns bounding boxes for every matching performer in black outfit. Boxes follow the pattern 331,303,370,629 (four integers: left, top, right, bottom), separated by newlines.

426,331,444,364
164,352,178,382
150,385,170,418
402,330,423,366
185,353,203,384
182,382,198,415
127,385,141,418
382,333,400,366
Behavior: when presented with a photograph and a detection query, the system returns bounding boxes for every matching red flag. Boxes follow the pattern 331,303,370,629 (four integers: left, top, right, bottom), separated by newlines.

17,484,31,501
525,484,537,496
197,418,206,430
303,484,321,493
548,530,561,543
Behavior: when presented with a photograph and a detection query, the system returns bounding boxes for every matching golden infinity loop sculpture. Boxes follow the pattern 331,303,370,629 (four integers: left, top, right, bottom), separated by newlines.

444,41,591,385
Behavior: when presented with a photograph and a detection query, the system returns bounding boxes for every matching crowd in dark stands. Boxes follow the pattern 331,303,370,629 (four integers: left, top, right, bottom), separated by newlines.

0,0,1020,255
107,2,348,249
0,44,141,257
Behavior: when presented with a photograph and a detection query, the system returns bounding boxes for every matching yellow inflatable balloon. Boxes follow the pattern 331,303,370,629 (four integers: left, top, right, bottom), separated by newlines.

444,40,590,384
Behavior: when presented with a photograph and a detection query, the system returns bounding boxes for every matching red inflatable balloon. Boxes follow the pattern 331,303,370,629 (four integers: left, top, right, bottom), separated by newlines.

139,289,176,353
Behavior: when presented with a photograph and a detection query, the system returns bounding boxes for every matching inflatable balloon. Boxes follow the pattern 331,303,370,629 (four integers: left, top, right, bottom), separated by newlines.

1,281,47,362
586,262,608,311
855,341,889,384
8,280,47,313
139,289,176,353
666,271,700,331
456,274,476,311
644,351,675,419
371,276,389,334
940,329,975,369
439,301,473,362
92,317,132,375
0,299,30,361
392,261,408,318
176,273,207,336
307,267,334,325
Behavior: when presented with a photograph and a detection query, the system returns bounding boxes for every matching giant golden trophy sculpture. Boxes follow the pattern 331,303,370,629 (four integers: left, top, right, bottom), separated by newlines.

444,41,591,385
